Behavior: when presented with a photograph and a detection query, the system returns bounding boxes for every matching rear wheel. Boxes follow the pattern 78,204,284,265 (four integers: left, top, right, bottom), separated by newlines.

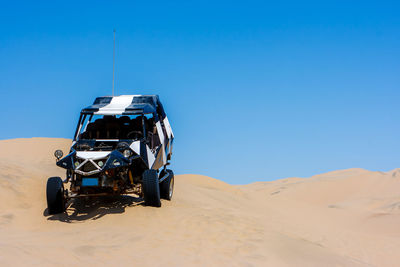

46,177,66,214
142,169,161,207
160,169,174,200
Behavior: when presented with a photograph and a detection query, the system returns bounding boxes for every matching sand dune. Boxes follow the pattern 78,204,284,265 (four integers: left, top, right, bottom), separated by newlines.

0,138,399,266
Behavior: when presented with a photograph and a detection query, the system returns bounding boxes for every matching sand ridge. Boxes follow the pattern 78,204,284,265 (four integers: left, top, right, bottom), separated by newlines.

0,138,399,266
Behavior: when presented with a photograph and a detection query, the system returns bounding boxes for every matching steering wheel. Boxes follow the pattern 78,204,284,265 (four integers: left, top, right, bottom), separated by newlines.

127,131,143,139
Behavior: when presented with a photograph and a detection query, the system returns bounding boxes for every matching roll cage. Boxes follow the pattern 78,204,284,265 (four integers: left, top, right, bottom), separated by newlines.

73,95,168,142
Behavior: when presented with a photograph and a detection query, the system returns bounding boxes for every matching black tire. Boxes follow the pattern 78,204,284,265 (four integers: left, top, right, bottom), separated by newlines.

142,169,161,207
46,177,65,214
160,169,174,200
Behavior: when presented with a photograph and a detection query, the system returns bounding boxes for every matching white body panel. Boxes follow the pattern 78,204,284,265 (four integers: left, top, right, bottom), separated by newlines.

95,95,139,115
146,145,156,167
129,140,141,155
156,121,165,145
76,151,111,160
163,116,174,139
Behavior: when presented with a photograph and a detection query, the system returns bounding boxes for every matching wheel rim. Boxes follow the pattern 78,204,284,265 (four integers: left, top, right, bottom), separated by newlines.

169,177,174,198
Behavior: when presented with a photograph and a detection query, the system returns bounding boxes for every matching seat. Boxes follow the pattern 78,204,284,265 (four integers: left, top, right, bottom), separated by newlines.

100,116,119,139
83,122,96,139
92,119,105,139
118,116,131,139
106,120,120,139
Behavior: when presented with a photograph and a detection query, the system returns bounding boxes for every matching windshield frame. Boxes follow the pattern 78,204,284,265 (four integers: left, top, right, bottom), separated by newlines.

74,112,154,141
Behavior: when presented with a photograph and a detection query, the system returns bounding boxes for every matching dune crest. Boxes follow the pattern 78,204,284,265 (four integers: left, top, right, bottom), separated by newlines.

0,138,399,266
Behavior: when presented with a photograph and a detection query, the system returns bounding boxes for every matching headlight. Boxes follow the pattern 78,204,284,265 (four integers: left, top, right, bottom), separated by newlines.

54,149,63,160
98,160,104,167
123,149,132,158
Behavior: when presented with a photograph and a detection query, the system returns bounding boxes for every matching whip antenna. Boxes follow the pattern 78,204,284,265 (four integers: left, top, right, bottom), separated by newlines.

112,29,116,96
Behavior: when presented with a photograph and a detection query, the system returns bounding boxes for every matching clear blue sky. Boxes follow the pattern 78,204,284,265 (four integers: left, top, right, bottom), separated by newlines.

1,0,399,184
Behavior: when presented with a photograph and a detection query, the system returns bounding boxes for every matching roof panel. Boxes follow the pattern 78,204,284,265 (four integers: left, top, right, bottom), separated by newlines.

81,95,160,115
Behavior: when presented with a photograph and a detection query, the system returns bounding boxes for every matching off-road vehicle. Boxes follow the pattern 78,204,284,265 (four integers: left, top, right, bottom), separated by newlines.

46,95,174,214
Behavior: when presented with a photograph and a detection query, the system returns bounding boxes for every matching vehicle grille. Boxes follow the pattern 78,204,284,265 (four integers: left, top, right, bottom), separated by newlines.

83,161,98,172
74,158,104,176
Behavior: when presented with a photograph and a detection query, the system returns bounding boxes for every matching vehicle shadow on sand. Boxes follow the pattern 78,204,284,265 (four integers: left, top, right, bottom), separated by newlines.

44,195,144,223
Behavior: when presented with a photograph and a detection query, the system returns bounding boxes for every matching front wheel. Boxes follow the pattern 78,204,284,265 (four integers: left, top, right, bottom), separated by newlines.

160,169,174,200
46,177,66,214
142,169,161,207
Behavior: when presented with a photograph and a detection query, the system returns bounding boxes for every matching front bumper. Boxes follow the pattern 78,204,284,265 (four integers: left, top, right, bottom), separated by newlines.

57,150,133,176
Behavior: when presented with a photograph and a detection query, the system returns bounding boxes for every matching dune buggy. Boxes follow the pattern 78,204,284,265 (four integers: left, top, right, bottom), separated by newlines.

46,95,175,214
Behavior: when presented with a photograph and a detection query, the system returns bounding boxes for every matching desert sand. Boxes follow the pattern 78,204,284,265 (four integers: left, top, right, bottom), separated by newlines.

0,138,399,266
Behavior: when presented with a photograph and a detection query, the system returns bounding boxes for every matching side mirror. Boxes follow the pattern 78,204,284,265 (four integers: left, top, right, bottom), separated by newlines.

54,150,63,161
